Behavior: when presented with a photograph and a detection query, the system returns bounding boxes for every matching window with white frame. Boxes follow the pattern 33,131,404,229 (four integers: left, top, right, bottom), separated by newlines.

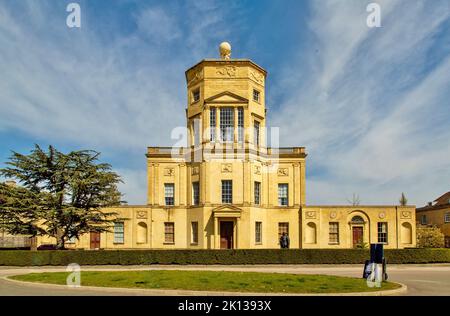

445,212,450,223
210,107,216,141
222,180,232,204
165,183,175,206
254,121,260,146
192,182,200,206
114,222,124,244
278,184,288,206
378,222,388,243
255,222,262,244
253,89,260,102
192,88,200,103
237,107,244,143
254,181,261,205
191,222,198,244
329,222,339,244
220,107,234,142
164,222,175,244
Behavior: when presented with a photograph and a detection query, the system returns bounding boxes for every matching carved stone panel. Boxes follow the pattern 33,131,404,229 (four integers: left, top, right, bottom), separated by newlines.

164,168,175,177
136,211,147,219
250,70,264,84
216,66,236,77
305,211,316,219
254,165,261,175
221,163,233,173
191,166,199,175
400,211,411,219
188,68,203,86
277,168,289,176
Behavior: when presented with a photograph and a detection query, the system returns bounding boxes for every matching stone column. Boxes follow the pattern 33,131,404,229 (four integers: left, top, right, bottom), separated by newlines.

204,108,210,144
236,218,241,249
154,163,160,206
214,217,219,249
147,163,154,205
233,107,238,144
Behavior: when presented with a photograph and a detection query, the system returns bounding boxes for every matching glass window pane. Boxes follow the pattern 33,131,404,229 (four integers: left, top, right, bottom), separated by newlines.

221,180,232,204
165,184,174,206
238,107,244,143
278,184,288,206
220,108,234,142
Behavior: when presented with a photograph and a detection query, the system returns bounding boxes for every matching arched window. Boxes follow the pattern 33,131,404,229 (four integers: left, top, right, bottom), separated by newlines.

351,216,365,224
305,222,317,244
401,222,412,244
137,222,148,244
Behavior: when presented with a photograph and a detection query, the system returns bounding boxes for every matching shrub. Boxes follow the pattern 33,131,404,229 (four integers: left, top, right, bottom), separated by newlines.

416,225,445,248
0,248,449,266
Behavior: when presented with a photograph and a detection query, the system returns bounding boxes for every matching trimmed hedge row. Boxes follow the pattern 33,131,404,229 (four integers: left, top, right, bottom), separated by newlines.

0,248,449,266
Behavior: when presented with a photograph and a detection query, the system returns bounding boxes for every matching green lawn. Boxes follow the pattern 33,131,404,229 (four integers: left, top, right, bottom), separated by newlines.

10,270,400,294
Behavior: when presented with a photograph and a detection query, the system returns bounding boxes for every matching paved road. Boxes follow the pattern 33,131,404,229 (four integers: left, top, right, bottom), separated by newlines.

0,264,449,296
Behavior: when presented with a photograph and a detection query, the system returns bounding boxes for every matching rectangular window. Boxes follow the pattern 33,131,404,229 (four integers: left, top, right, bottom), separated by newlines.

378,222,388,244
164,222,175,244
255,222,262,244
191,222,199,244
220,107,234,142
254,181,261,205
210,107,216,141
254,121,260,146
114,222,124,244
278,184,288,206
164,183,175,206
192,182,200,206
329,222,339,244
192,89,200,103
253,89,260,102
278,222,289,240
222,180,233,204
420,214,427,225
445,213,450,223
237,107,244,143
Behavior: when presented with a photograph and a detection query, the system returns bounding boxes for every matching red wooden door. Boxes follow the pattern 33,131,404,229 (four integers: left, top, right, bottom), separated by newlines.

90,232,101,249
352,227,363,248
220,222,234,249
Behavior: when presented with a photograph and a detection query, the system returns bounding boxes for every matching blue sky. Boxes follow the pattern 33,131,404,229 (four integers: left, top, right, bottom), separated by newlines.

0,0,449,206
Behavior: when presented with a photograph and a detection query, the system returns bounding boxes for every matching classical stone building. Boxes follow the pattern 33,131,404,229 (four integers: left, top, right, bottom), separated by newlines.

416,192,450,248
37,43,416,250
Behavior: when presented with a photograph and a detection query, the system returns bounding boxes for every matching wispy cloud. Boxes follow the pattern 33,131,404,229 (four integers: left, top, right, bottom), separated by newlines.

0,0,449,207
272,0,450,206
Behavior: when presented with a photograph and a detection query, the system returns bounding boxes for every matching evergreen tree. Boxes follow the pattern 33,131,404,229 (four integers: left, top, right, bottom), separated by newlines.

399,192,408,206
0,145,123,249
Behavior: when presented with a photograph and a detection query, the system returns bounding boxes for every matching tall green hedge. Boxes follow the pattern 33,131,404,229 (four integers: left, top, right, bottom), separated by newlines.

0,249,449,266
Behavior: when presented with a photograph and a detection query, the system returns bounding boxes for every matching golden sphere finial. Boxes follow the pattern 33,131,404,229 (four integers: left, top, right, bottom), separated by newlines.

219,42,231,60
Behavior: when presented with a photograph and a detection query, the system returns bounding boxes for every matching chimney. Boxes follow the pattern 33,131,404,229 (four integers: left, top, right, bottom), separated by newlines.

427,202,432,207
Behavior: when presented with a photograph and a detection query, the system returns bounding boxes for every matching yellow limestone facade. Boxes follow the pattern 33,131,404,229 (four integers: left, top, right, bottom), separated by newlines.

41,43,416,250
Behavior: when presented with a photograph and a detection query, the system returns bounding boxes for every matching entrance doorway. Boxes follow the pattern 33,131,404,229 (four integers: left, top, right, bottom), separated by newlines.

90,232,101,249
220,221,234,249
352,227,363,248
